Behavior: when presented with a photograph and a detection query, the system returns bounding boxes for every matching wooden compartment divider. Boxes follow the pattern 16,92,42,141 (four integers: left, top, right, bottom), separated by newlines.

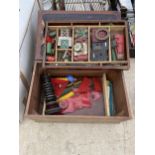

55,27,58,61
71,27,74,62
108,26,112,62
42,22,48,68
102,73,110,116
42,100,46,115
57,49,72,51
48,25,126,28
88,26,90,62
45,60,128,64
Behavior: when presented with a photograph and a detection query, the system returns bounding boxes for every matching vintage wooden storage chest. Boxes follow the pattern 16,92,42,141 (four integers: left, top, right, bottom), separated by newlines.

24,11,132,123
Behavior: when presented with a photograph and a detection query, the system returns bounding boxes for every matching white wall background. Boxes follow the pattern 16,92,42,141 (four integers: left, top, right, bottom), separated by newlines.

19,0,40,121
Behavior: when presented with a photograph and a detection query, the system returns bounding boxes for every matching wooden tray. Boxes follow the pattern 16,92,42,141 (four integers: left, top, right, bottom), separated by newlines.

35,11,130,70
24,62,132,123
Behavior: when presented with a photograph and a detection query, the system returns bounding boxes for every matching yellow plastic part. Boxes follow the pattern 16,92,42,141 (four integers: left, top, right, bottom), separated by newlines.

55,77,68,81
57,91,74,102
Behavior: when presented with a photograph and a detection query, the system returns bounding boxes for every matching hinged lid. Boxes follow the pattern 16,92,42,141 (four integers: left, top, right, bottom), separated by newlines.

35,11,130,70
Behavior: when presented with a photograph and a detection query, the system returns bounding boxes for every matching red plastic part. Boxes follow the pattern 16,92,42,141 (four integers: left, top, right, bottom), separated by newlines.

51,79,69,97
93,78,102,92
74,55,88,61
46,36,54,43
60,91,102,114
76,77,91,93
47,56,55,61
115,34,125,54
61,92,91,114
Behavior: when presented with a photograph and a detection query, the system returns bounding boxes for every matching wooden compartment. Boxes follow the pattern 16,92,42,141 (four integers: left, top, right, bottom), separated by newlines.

25,62,132,123
110,26,128,61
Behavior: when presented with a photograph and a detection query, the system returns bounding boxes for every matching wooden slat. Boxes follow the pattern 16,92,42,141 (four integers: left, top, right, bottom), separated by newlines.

25,115,130,123
24,62,38,115
88,27,90,62
45,60,128,64
57,48,72,51
72,27,74,62
102,73,110,116
108,26,112,62
42,100,46,115
55,28,58,61
44,65,129,70
124,21,130,69
121,71,132,118
48,25,125,28
20,70,29,92
42,22,48,68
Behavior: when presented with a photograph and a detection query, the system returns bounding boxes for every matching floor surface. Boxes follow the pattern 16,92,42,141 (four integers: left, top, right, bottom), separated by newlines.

19,59,135,155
